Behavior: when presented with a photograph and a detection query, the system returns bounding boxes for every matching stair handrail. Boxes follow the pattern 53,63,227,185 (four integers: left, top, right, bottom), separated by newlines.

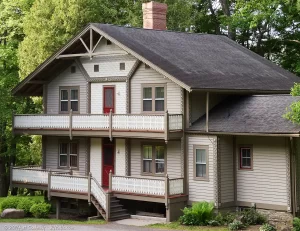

89,173,108,213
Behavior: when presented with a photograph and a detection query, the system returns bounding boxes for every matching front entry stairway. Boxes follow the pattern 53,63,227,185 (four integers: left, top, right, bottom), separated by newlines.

91,195,130,221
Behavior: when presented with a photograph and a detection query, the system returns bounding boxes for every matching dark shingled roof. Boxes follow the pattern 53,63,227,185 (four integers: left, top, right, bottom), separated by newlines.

189,95,300,134
93,24,299,91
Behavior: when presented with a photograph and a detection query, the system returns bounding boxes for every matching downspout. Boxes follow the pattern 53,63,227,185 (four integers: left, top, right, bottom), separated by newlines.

290,137,297,216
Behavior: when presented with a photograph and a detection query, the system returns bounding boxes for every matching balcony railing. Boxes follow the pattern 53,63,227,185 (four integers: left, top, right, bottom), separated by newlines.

13,111,183,141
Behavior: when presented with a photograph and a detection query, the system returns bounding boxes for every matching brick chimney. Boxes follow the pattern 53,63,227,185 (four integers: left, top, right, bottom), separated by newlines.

142,1,167,30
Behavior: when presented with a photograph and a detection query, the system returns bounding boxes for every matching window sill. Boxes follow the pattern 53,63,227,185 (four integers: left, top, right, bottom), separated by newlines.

193,177,209,182
141,173,166,177
238,168,253,171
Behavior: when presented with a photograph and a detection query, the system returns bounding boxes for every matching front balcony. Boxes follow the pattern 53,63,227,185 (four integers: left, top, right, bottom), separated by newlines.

13,111,183,141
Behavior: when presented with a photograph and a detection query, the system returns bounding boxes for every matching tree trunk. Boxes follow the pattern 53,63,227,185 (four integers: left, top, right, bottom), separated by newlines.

219,0,236,40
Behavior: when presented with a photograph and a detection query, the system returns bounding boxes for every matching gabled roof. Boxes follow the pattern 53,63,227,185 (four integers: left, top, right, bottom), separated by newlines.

189,95,300,134
13,23,299,96
92,24,299,92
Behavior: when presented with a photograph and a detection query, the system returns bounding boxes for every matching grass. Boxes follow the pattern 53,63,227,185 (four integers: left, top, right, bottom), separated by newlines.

148,221,228,231
0,218,106,225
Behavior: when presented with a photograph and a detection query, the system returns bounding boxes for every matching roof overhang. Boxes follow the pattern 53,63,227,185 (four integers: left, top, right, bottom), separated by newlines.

186,130,300,137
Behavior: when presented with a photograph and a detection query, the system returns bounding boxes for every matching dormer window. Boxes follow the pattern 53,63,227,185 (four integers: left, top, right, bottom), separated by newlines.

94,64,99,72
120,63,125,70
107,40,112,45
71,66,76,73
60,87,79,113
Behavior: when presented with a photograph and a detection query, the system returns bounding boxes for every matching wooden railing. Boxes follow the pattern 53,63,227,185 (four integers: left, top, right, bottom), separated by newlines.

13,111,183,140
110,172,184,197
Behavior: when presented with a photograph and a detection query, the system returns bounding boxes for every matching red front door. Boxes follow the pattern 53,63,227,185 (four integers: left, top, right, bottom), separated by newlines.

102,138,114,187
103,86,115,113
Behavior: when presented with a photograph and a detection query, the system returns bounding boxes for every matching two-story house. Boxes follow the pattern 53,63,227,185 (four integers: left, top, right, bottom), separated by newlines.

11,1,300,222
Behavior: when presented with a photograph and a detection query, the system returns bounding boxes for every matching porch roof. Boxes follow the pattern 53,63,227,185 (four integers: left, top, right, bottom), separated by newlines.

189,95,300,134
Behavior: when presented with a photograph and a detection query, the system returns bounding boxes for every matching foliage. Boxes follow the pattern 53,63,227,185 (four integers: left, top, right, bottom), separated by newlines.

240,208,267,225
228,220,244,231
30,202,51,218
260,223,276,231
293,217,300,231
179,202,215,226
0,197,20,211
213,212,236,226
16,198,35,215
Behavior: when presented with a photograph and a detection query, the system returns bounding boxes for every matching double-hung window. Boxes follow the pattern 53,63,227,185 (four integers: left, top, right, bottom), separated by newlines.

59,142,78,168
142,144,165,175
142,85,165,112
60,87,79,113
240,147,252,170
194,145,208,180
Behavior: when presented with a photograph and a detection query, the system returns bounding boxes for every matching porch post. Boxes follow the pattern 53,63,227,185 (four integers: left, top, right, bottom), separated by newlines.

109,109,112,141
69,109,73,140
56,197,61,219
48,169,52,201
164,110,169,143
88,172,91,204
10,163,13,192
109,170,112,192
165,174,169,210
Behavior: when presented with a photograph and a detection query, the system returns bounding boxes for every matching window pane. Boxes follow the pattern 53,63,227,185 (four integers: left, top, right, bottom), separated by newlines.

61,101,68,112
70,143,78,154
120,63,125,70
155,146,164,159
143,88,152,99
143,145,152,159
61,90,68,100
155,87,164,99
60,143,68,154
143,160,152,173
60,155,67,167
143,100,152,111
156,160,164,173
70,155,77,167
196,164,206,177
94,65,99,72
196,149,206,164
155,100,164,111
71,101,78,111
71,90,78,100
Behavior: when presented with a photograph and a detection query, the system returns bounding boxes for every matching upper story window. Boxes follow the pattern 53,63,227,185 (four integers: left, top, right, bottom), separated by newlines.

60,87,79,113
59,141,78,168
240,147,252,170
142,85,165,113
71,66,76,73
94,64,99,72
142,144,165,175
194,145,208,180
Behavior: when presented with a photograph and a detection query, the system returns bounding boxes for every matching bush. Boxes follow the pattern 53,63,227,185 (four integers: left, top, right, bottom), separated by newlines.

260,223,276,231
228,220,244,231
241,208,267,225
213,212,236,226
30,203,51,218
17,198,35,216
179,201,214,226
1,197,20,211
293,217,300,231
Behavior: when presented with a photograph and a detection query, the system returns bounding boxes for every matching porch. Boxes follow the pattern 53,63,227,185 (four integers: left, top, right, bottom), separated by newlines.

10,166,187,221
13,111,183,141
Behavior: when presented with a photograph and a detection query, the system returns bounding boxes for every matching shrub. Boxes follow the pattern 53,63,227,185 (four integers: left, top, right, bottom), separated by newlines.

207,220,221,226
1,197,20,211
17,198,35,216
213,212,236,225
260,223,276,231
241,208,267,225
179,201,214,226
30,203,51,218
228,220,244,231
293,217,300,231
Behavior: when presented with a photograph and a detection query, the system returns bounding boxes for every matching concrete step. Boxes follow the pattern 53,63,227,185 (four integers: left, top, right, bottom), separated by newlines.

109,213,131,221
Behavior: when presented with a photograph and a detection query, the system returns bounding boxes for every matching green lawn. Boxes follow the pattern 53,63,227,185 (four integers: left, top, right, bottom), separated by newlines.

148,222,228,231
0,218,106,225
